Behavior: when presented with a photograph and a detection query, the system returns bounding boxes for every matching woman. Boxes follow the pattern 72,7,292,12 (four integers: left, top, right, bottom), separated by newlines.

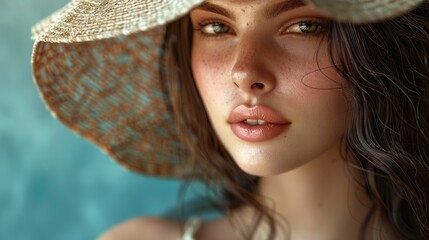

32,0,429,239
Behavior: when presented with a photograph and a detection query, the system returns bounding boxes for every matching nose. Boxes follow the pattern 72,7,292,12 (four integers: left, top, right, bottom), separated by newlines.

231,40,276,96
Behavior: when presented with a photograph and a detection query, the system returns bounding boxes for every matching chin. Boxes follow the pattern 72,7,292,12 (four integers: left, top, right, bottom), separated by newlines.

228,145,309,177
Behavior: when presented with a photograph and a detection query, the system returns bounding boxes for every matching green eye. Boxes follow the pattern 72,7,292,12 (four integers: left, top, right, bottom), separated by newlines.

202,22,231,35
285,21,327,35
298,22,321,33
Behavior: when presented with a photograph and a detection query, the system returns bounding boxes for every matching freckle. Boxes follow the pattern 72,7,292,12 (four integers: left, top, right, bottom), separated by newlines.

241,8,245,13
317,201,324,208
331,159,337,163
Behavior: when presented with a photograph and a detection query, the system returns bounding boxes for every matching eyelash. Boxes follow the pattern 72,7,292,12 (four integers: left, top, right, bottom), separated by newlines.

194,19,329,38
285,20,328,35
195,20,233,38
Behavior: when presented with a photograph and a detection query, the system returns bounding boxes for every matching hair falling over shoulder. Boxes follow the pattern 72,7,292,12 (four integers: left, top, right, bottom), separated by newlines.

327,2,429,239
161,2,429,239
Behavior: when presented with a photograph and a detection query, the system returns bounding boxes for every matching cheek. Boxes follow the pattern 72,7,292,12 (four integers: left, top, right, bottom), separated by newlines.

191,48,235,108
292,79,351,142
274,56,350,133
294,72,349,118
275,43,348,108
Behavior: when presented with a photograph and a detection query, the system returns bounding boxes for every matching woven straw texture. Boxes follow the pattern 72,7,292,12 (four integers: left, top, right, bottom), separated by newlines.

31,0,206,178
32,27,190,177
32,0,203,43
303,0,424,23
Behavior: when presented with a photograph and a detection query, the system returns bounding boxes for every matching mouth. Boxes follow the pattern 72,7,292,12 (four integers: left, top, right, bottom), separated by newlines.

243,119,268,125
228,105,291,142
228,105,290,124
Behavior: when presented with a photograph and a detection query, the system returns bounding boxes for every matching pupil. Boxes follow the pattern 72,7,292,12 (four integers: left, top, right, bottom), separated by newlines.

299,22,317,33
213,23,227,33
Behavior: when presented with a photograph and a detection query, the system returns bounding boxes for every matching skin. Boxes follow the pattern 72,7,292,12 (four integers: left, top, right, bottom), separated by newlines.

191,0,351,177
100,0,399,239
190,0,375,239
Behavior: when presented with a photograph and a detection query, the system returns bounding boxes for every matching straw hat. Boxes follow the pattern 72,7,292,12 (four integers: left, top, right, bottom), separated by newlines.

303,0,425,23
31,0,425,178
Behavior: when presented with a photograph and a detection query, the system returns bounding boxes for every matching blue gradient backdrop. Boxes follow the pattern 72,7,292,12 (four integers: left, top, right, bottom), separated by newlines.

0,1,207,239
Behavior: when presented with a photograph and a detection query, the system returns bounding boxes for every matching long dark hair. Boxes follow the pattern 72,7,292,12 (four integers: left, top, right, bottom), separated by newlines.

329,3,429,239
162,2,429,239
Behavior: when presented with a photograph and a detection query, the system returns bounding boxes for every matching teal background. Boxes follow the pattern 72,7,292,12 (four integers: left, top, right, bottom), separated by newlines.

0,1,210,239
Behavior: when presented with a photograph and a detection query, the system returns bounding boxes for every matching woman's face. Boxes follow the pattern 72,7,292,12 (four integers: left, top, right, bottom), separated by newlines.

190,0,350,176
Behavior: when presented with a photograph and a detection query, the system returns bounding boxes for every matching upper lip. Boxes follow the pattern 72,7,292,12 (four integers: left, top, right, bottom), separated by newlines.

227,105,290,124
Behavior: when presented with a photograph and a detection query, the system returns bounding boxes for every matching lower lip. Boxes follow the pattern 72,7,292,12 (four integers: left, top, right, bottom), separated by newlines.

230,122,290,142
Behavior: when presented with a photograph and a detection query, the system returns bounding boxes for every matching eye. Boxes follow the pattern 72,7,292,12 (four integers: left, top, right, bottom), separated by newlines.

198,21,232,36
284,21,327,35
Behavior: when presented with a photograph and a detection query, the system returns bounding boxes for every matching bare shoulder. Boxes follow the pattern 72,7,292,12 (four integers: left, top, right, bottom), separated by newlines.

97,217,182,240
98,215,238,240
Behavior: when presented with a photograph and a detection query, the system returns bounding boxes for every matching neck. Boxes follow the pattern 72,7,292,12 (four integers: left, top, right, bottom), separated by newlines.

257,153,373,240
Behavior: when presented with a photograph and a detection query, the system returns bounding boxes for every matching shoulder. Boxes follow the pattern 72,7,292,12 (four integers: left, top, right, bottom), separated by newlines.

97,215,238,240
97,217,182,240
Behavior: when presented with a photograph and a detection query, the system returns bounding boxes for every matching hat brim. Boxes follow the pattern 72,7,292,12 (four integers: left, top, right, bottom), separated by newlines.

32,28,191,178
303,0,425,23
32,0,204,43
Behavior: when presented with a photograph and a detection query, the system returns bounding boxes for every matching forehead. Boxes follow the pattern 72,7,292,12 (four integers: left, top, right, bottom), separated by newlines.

215,0,305,4
195,0,311,19
205,0,306,8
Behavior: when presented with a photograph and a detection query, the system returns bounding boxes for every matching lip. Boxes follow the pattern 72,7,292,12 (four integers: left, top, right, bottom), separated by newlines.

227,105,291,142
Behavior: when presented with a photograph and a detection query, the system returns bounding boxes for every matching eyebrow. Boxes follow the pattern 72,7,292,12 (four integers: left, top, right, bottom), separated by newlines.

194,0,306,20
